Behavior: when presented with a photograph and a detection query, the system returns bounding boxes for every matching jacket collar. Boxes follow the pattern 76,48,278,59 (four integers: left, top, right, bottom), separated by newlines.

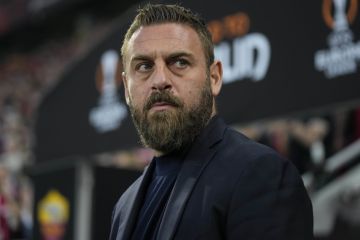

157,115,226,240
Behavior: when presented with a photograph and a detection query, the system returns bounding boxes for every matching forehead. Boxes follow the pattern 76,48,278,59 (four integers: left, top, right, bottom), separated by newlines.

126,23,204,60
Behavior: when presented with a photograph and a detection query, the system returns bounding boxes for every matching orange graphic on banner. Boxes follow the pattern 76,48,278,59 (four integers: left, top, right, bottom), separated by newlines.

207,12,250,44
37,190,70,240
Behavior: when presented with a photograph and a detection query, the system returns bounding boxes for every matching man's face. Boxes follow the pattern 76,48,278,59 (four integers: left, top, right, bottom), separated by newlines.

122,23,222,154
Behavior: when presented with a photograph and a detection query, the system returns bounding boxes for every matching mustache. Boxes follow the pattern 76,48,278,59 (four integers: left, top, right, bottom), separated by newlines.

144,91,183,111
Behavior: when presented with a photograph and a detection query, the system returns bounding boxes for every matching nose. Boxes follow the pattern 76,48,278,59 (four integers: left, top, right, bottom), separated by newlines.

151,63,172,91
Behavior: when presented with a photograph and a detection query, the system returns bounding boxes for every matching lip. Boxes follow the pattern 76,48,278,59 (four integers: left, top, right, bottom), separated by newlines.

150,102,175,111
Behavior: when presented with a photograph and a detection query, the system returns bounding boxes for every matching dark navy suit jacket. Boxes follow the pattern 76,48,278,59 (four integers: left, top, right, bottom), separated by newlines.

109,116,313,240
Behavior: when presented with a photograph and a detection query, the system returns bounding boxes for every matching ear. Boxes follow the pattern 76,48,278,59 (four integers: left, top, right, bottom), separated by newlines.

209,60,223,97
122,71,130,105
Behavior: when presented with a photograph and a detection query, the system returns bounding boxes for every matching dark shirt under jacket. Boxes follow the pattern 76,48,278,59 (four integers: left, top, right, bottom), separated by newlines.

131,153,183,240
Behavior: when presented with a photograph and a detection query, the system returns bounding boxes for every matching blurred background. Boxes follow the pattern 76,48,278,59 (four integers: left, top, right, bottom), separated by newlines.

0,0,359,239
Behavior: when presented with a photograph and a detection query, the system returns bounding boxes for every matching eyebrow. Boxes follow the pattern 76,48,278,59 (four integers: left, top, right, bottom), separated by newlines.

130,51,195,64
130,54,153,63
166,52,195,63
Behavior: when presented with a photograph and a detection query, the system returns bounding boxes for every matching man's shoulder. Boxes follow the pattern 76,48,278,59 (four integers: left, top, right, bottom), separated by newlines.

203,117,287,171
113,175,143,213
206,116,276,157
215,125,303,186
221,126,281,161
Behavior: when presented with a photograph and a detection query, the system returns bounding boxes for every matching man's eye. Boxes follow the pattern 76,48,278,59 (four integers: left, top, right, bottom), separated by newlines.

173,59,189,68
136,63,153,72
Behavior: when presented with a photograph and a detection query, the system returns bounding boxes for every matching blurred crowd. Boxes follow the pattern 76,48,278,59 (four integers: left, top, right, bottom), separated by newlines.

0,14,111,239
237,107,360,191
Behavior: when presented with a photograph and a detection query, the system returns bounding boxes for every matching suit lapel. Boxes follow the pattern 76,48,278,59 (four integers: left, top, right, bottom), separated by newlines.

116,162,155,240
157,116,227,240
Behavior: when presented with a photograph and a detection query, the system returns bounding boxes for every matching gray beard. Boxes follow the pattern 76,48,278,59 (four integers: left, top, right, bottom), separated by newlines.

129,80,213,154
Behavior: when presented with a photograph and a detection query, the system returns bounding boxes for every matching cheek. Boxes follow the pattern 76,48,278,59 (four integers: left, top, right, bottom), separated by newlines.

128,85,148,107
182,86,202,107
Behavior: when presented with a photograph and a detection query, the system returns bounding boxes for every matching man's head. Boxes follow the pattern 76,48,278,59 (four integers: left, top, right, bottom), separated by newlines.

121,4,214,68
121,4,223,155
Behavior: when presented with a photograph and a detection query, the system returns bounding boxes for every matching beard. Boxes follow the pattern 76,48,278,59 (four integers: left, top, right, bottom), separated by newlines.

128,78,213,154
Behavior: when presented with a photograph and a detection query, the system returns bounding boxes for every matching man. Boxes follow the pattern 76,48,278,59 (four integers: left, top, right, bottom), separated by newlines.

110,4,313,240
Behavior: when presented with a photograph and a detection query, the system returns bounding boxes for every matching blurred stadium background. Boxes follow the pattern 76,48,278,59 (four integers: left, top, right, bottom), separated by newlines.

0,0,360,239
